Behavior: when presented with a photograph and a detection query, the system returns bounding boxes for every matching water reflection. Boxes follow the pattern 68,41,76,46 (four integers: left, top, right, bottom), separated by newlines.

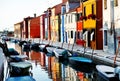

8,42,98,81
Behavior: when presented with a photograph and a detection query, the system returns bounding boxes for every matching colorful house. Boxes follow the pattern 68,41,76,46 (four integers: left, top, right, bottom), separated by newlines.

44,8,51,40
63,0,80,44
50,3,62,42
103,0,120,54
22,17,33,39
29,15,40,38
14,21,23,40
61,0,80,43
61,5,66,42
76,2,83,40
82,0,103,49
64,9,78,44
40,14,45,40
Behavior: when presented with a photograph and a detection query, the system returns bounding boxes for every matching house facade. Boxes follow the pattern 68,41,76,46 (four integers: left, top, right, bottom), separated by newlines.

103,0,120,54
61,5,66,42
40,14,45,40
61,0,80,43
76,1,83,45
22,17,33,39
64,10,77,44
82,0,103,49
29,16,40,38
14,21,23,39
44,8,51,40
50,3,62,42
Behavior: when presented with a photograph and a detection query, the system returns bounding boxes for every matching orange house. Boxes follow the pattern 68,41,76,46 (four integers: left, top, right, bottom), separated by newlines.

30,16,40,38
76,2,83,45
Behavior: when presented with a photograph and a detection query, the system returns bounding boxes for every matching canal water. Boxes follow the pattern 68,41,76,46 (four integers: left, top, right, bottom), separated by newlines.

6,41,102,81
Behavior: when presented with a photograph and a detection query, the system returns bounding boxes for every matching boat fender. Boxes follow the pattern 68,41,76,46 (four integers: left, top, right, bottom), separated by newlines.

115,66,120,80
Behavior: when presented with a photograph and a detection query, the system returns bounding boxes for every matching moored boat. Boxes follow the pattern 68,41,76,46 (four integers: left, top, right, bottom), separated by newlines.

96,65,119,81
6,76,36,81
46,46,57,54
22,44,31,52
68,57,94,72
9,61,32,77
69,57,92,65
8,48,19,56
39,44,49,52
53,48,71,62
30,43,40,52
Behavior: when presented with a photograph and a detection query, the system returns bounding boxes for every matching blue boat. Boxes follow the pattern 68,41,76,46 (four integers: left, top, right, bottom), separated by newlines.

6,76,36,81
68,57,94,72
69,57,92,64
96,65,119,81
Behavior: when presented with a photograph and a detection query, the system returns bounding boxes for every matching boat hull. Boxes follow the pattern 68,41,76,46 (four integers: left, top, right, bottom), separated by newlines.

68,57,94,73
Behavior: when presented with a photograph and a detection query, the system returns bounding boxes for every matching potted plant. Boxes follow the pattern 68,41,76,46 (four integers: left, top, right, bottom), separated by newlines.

83,16,87,20
88,14,93,19
80,16,84,20
87,14,96,20
91,14,96,19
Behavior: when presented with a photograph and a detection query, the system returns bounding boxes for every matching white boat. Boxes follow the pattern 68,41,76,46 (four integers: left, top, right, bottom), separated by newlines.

53,48,71,61
46,46,59,54
96,65,119,81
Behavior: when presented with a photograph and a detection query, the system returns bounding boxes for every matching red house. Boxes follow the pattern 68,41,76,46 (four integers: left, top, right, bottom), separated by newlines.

30,16,40,38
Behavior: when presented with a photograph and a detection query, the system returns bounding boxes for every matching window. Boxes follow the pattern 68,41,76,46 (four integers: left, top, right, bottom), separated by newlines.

69,15,70,23
104,0,107,9
104,30,107,45
71,31,73,38
92,4,94,14
114,0,118,7
71,15,72,23
76,13,80,21
83,7,86,16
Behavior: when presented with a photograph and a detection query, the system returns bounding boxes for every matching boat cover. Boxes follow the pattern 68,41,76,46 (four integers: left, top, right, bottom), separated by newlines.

10,62,32,68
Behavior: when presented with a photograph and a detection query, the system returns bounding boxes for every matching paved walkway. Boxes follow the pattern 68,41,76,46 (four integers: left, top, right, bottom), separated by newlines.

28,38,120,66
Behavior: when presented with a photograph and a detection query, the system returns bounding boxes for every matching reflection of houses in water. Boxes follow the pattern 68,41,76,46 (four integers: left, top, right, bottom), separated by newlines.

51,57,62,81
47,56,53,79
64,66,78,81
30,51,41,65
40,52,46,68
63,66,94,81
24,52,30,58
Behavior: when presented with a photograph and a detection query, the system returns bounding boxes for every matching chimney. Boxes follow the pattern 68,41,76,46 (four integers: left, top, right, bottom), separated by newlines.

34,13,36,18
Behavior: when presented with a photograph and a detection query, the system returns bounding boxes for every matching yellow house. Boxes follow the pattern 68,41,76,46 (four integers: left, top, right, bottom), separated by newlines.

83,0,96,29
82,0,103,49
50,3,62,42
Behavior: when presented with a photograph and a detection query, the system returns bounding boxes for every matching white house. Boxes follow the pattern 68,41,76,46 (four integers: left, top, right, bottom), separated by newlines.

103,0,120,54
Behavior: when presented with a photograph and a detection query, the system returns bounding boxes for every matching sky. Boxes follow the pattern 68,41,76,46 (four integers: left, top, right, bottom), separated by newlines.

0,0,62,31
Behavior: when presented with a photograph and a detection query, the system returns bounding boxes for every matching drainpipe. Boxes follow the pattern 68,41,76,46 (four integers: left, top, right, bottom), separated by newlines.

111,0,116,54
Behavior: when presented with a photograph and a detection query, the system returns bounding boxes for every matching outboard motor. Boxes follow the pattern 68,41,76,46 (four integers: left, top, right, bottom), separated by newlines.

115,66,120,80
